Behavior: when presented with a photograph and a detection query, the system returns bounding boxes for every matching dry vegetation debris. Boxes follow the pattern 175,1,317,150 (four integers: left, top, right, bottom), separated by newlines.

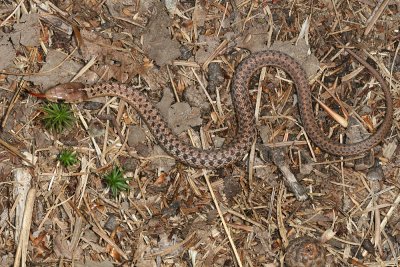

0,0,399,266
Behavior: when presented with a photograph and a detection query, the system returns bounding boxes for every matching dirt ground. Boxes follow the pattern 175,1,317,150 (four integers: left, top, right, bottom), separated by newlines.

0,0,399,266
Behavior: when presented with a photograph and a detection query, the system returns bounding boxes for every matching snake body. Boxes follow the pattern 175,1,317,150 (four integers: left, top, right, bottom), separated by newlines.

45,50,393,169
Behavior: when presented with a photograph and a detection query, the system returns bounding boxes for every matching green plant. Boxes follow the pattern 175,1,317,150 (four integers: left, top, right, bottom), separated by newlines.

58,149,78,167
42,103,74,133
103,167,130,197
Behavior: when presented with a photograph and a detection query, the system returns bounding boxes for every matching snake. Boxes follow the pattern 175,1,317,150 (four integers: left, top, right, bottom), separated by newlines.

44,50,393,169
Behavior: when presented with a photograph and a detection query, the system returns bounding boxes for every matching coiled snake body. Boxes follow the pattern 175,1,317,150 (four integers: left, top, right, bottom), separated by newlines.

45,50,393,169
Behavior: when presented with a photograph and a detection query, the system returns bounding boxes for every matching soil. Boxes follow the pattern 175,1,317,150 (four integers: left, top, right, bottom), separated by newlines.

0,1,399,266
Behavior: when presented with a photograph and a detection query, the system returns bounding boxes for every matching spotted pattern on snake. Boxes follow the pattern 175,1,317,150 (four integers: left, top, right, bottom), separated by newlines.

46,50,393,169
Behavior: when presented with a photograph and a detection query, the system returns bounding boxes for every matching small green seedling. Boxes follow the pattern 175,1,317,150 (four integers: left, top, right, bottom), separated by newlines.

58,149,78,167
42,103,74,133
103,167,130,197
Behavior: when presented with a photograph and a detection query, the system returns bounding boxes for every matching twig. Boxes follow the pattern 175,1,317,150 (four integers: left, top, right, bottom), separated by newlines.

167,65,180,103
13,188,36,267
146,232,197,257
203,170,243,267
364,0,391,36
249,67,266,189
1,81,21,129
202,39,228,69
0,47,78,76
0,0,25,27
216,2,229,37
71,55,97,82
277,183,288,247
92,225,129,260
0,138,33,166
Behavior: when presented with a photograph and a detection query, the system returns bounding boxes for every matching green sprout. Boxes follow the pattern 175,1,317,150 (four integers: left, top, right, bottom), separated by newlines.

103,167,130,197
42,103,74,133
58,149,78,167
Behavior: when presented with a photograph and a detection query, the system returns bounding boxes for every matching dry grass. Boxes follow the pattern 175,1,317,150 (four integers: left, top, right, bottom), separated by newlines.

0,1,399,266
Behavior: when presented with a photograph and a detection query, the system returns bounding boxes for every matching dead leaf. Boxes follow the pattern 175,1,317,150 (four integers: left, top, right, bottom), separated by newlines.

11,13,41,47
236,24,270,53
150,145,176,171
53,234,82,260
270,40,320,78
0,38,16,70
168,102,202,135
24,49,83,89
195,36,219,64
142,1,181,66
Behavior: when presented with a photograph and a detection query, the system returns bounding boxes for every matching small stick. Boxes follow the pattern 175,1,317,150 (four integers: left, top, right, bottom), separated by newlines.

13,188,36,267
1,81,19,129
364,0,391,36
0,138,33,166
202,170,244,267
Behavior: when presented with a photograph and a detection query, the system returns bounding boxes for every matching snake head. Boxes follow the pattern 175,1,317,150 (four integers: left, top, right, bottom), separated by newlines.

45,82,89,103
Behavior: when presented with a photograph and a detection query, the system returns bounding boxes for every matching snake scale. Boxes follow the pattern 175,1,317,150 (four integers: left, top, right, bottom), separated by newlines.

45,50,393,169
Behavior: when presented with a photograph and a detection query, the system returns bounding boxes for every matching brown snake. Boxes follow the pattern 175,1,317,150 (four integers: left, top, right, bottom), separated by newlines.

45,50,393,169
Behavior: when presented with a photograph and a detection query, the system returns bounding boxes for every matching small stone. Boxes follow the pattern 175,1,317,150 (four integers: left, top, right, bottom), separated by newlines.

83,101,104,110
103,214,118,232
366,165,384,181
